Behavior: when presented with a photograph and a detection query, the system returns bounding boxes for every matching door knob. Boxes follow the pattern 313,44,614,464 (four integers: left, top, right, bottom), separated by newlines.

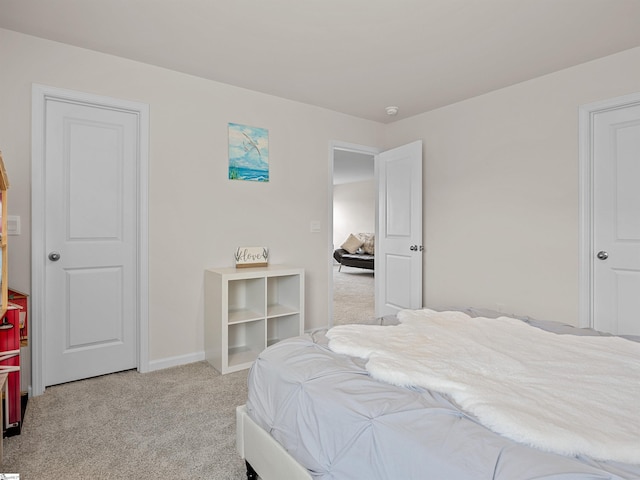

48,251,61,261
410,245,417,251
596,251,608,260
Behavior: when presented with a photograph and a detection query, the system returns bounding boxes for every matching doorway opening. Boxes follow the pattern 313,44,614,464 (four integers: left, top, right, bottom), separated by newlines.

330,142,378,326
328,140,423,326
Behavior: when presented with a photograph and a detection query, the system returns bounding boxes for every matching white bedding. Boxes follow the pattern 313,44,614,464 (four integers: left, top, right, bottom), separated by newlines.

326,309,640,464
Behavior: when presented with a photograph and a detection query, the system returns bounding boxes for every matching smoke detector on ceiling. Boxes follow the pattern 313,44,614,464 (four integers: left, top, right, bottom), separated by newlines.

385,106,399,116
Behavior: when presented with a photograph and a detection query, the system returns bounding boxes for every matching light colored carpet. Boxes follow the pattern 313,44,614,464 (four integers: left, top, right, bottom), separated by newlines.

332,265,375,326
1,269,373,479
2,362,248,479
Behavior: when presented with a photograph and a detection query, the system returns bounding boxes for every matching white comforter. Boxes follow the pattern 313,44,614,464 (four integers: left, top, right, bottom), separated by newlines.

326,309,640,464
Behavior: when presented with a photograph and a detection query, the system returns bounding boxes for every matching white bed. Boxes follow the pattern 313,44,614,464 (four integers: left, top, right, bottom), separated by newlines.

236,308,640,480
236,405,311,480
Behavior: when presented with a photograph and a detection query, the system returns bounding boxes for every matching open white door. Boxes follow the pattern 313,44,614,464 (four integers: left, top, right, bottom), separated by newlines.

375,141,423,317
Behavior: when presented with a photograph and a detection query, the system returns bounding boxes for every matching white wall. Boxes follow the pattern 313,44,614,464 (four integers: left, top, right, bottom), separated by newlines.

3,27,640,369
0,29,383,367
333,179,375,250
385,46,640,325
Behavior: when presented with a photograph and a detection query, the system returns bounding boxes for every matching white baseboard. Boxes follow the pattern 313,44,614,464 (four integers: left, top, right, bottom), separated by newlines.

145,351,206,372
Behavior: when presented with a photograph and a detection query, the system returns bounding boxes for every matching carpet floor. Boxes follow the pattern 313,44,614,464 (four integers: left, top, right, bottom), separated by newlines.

2,362,248,479
2,268,373,479
332,264,375,326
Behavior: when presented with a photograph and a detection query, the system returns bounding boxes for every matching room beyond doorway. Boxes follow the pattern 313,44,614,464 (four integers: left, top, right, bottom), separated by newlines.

330,143,377,326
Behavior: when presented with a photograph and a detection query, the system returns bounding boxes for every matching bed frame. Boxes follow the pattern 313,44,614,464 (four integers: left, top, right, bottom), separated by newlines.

236,405,312,480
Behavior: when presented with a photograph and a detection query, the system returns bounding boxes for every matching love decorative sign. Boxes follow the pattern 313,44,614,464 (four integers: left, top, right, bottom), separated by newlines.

234,246,269,268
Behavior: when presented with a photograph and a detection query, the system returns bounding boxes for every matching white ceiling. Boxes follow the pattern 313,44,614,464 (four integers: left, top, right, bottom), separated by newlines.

2,0,640,123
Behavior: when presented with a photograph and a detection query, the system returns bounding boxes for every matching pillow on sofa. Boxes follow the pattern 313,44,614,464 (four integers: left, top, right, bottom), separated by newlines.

357,233,375,255
341,234,364,254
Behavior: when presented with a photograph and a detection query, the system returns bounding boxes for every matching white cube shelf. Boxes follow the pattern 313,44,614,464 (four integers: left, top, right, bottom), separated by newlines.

205,265,304,374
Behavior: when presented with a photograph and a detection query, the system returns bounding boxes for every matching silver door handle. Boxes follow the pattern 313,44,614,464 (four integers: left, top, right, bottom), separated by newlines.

596,251,608,260
48,251,61,261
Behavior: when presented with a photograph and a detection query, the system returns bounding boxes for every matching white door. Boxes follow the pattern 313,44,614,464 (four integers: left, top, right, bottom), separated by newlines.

592,101,640,336
41,96,139,386
375,141,423,317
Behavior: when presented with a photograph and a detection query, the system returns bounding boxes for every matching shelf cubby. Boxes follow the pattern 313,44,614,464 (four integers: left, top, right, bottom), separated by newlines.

205,265,304,374
267,314,301,347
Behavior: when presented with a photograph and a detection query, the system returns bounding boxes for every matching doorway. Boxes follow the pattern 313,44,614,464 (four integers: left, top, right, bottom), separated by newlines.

31,85,150,396
332,148,376,325
329,142,379,327
329,140,424,326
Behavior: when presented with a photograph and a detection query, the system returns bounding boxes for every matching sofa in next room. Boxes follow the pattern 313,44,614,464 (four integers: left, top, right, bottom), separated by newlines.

333,233,374,271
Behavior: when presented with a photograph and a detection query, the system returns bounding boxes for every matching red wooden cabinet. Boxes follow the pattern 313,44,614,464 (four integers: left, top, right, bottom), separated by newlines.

0,304,21,430
0,151,22,435
8,289,28,346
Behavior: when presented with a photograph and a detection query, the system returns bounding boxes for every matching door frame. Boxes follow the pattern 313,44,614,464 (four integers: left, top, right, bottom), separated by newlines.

328,141,380,327
31,84,150,396
578,91,640,329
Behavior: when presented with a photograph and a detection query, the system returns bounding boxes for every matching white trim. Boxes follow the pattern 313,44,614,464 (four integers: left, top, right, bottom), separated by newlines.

31,84,150,395
578,91,640,329
31,86,46,397
328,141,380,327
146,352,206,372
137,97,150,374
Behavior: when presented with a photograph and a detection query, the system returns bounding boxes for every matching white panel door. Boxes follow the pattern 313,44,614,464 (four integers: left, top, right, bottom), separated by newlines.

375,141,423,317
44,98,138,386
593,103,640,336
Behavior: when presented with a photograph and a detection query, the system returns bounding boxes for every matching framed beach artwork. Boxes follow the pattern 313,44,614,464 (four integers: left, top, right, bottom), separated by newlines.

228,122,269,182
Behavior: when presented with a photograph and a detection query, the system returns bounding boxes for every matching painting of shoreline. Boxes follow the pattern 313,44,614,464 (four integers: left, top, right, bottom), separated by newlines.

228,123,269,182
